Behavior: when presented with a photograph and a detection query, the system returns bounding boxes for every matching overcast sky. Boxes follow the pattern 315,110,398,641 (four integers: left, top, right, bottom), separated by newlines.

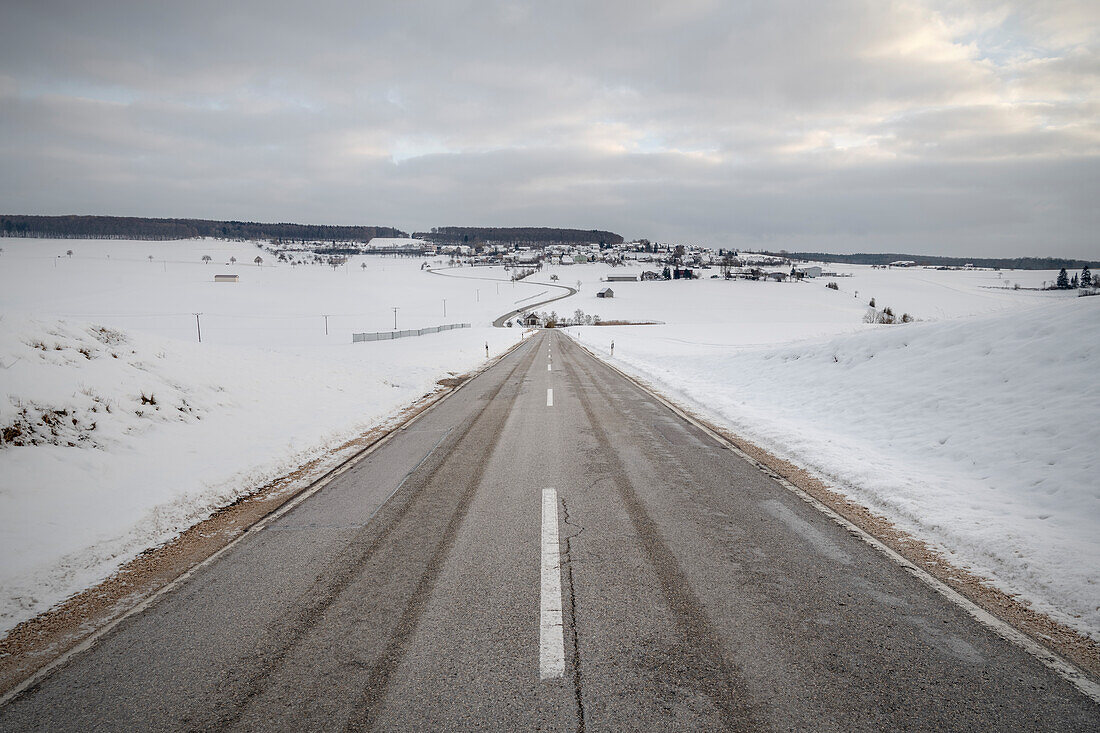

1,0,1097,257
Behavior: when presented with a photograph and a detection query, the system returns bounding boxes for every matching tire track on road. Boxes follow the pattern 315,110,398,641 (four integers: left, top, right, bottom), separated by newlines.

341,335,541,731
559,336,760,732
201,337,540,731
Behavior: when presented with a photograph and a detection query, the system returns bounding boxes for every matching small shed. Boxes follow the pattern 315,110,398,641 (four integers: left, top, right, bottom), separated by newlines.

522,312,541,327
214,274,240,283
597,287,614,298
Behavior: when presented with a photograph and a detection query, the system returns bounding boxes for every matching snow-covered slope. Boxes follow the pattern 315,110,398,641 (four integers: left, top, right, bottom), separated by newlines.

0,312,521,633
0,239,537,634
569,297,1100,637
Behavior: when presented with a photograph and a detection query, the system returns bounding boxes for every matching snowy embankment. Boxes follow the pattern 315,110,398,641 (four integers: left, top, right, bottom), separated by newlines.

568,297,1100,638
0,239,535,635
0,314,519,633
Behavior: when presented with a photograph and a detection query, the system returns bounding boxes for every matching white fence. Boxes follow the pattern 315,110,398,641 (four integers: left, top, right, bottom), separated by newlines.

352,323,471,342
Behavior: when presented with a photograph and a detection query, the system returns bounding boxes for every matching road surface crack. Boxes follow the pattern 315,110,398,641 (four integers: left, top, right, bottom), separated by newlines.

565,341,761,731
559,496,587,733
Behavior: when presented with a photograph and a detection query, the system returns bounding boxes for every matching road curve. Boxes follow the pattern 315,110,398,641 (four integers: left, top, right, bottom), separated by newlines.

425,266,578,326
0,329,1096,731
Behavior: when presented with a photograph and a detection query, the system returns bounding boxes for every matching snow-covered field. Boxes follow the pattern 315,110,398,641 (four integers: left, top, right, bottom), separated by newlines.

558,262,1099,638
2,240,1097,643
0,238,535,633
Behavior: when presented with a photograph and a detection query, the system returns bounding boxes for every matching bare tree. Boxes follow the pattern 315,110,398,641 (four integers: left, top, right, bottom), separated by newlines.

202,255,212,264
254,256,263,266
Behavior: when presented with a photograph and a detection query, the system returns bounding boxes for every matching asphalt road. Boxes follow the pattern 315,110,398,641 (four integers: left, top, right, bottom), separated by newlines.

1,330,1096,731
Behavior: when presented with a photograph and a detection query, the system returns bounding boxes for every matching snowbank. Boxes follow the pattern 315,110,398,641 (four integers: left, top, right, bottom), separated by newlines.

0,311,520,634
568,298,1100,637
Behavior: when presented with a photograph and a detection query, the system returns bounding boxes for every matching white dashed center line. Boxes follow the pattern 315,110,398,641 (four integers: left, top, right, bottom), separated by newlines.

546,388,553,407
540,488,565,680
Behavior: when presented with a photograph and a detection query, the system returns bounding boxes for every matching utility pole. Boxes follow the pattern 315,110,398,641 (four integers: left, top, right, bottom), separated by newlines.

323,315,329,335
193,313,202,343
443,299,447,318
392,307,399,330
476,289,480,302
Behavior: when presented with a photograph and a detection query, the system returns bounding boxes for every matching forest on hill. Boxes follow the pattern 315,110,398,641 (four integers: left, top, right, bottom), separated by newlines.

0,215,406,242
414,226,623,246
767,250,1092,270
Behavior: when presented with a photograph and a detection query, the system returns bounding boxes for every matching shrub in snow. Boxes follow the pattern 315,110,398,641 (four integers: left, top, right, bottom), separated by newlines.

863,306,901,325
868,297,876,307
0,320,200,450
826,282,839,290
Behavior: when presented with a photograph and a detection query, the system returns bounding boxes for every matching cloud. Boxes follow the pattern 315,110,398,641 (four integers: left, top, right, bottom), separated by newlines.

0,0,1097,257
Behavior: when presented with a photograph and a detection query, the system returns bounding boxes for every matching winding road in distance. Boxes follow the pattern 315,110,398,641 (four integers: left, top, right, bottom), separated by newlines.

1,329,1096,731
425,265,578,326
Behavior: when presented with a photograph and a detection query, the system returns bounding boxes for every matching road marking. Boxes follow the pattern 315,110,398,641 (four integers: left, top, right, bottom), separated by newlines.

546,388,553,406
540,488,565,680
547,363,552,371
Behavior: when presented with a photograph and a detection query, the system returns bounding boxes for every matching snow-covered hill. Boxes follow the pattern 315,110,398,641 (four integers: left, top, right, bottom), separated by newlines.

569,296,1100,637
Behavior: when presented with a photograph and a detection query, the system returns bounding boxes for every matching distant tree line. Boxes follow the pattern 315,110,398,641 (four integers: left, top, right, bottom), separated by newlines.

0,215,406,242
762,250,1093,271
413,226,624,247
